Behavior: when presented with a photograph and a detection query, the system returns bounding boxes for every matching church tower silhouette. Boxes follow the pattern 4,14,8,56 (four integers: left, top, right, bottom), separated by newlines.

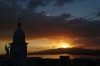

10,18,28,60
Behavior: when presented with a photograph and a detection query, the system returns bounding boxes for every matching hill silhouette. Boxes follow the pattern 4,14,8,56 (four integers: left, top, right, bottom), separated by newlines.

28,48,100,55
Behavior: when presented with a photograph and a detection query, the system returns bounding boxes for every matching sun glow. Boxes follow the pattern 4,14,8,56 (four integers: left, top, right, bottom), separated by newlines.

61,44,70,48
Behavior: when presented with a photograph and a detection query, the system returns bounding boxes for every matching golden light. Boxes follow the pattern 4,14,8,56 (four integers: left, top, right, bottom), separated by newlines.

60,44,70,48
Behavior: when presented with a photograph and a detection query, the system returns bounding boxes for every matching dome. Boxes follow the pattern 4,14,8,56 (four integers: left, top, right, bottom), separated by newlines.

13,29,25,37
13,19,25,37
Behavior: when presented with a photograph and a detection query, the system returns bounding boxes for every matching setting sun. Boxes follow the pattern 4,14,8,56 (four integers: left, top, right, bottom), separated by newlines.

61,44,70,48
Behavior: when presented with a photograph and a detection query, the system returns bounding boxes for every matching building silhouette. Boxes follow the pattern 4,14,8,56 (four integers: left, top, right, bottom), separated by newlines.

9,18,28,60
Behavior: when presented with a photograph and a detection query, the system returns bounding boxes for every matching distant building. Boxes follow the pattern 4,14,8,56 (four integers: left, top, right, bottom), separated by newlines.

27,56,70,66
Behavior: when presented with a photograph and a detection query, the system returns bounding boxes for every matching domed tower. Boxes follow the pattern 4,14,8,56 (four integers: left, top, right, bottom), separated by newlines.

10,18,28,60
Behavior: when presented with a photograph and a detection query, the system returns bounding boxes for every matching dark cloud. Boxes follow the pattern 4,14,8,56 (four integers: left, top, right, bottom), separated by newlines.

1,9,100,41
59,13,71,19
22,17,100,40
27,0,85,8
2,0,16,5
28,0,73,8
3,0,27,2
40,11,46,15
72,38,100,46
97,11,100,17
28,0,51,8
20,0,27,1
54,0,87,6
54,0,74,6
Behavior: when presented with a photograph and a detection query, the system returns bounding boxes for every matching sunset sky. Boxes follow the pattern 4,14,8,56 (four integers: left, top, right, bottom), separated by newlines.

0,0,100,54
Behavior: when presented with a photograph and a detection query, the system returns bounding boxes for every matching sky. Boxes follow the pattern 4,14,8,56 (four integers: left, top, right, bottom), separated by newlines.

0,0,100,54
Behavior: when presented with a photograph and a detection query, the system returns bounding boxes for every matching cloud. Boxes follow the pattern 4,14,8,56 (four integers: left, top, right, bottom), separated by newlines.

22,17,100,40
27,0,85,8
27,0,51,8
97,11,100,17
69,37,100,50
59,13,71,18
0,1,71,40
1,8,100,41
54,0,87,6
41,11,46,15
72,37,100,46
54,0,74,6
27,0,73,8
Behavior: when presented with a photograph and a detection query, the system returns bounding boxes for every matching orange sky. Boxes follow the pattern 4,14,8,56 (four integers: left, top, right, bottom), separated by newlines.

0,37,99,54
